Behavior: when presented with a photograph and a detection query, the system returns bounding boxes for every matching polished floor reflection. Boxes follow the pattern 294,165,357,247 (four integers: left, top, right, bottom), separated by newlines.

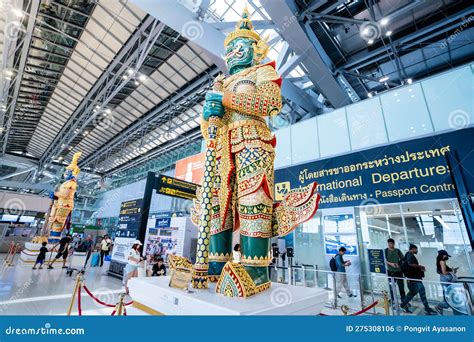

0,255,123,315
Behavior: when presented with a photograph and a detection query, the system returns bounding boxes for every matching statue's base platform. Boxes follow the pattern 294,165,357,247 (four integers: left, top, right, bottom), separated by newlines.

20,242,85,266
128,276,328,315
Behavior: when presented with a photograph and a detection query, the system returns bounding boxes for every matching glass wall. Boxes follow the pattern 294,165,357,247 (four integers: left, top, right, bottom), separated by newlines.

293,199,473,293
274,62,473,169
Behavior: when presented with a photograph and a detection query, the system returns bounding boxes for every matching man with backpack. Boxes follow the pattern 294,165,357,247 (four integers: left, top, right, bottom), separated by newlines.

385,238,406,304
331,247,357,298
399,244,436,315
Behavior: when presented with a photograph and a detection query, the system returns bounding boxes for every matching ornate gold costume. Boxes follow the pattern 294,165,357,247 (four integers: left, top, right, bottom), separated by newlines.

192,8,320,297
46,152,81,243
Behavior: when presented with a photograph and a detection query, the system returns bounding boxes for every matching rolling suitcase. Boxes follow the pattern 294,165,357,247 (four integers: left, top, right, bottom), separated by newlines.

90,252,100,267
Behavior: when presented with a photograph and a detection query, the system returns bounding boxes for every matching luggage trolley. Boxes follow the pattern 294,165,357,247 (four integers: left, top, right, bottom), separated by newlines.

65,248,88,277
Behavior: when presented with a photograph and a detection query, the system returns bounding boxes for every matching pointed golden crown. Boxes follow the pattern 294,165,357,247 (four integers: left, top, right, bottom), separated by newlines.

224,7,262,47
66,152,81,176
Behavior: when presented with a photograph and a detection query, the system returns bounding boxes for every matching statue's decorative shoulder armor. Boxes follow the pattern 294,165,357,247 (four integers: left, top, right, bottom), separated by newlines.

256,62,281,87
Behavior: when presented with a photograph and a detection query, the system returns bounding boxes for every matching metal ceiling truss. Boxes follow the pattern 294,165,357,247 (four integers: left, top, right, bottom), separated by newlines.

2,0,97,155
38,16,165,169
80,66,219,171
1,0,41,154
132,0,321,114
104,136,202,190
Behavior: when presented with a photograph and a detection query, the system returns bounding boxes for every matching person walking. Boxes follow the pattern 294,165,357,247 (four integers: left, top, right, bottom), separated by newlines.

123,240,143,294
385,238,406,304
335,247,357,298
100,235,112,267
32,242,48,270
47,233,72,269
400,244,436,315
435,250,459,315
79,235,95,267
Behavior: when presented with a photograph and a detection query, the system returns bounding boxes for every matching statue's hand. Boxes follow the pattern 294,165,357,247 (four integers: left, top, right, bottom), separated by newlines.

202,91,224,121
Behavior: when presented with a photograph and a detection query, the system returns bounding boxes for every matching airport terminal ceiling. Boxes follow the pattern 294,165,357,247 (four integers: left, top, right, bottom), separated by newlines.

0,0,472,197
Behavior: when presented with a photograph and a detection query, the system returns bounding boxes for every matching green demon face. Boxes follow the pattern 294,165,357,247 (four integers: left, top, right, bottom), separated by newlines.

224,37,255,75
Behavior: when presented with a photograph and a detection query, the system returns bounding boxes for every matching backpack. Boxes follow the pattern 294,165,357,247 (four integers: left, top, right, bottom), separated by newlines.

329,255,338,272
399,252,411,274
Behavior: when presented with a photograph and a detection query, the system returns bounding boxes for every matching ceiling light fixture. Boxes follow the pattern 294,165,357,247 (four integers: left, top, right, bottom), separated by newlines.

379,76,389,82
367,92,373,98
138,74,146,82
127,69,134,75
368,39,374,45
406,78,413,84
380,18,389,26
385,31,392,36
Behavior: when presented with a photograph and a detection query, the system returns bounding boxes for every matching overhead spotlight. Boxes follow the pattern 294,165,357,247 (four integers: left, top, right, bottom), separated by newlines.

380,18,389,26
379,76,389,83
122,75,128,79
83,131,89,135
105,108,111,114
134,81,139,86
368,39,374,45
385,31,392,37
5,69,14,76
127,69,134,75
95,105,101,110
68,146,73,150
138,74,147,82
367,92,373,98
406,78,413,84
58,156,63,161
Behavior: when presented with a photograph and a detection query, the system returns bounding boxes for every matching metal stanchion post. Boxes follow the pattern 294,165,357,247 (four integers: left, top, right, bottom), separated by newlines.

383,291,390,315
332,272,337,309
367,274,377,314
4,242,14,266
358,274,365,309
67,274,83,316
391,277,401,315
7,244,20,267
116,293,126,316
341,304,349,315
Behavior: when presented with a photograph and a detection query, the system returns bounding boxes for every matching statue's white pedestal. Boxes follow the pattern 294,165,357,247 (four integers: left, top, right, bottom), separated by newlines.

128,276,328,315
20,242,86,267
20,242,57,264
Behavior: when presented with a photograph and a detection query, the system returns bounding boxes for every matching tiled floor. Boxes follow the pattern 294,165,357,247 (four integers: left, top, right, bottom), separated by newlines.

0,254,454,316
0,255,123,315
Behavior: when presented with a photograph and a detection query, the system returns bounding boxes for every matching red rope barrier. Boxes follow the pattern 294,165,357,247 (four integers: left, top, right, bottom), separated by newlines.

82,284,115,307
353,301,379,315
77,286,82,316
111,310,116,316
318,301,379,316
124,301,133,306
123,307,127,316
